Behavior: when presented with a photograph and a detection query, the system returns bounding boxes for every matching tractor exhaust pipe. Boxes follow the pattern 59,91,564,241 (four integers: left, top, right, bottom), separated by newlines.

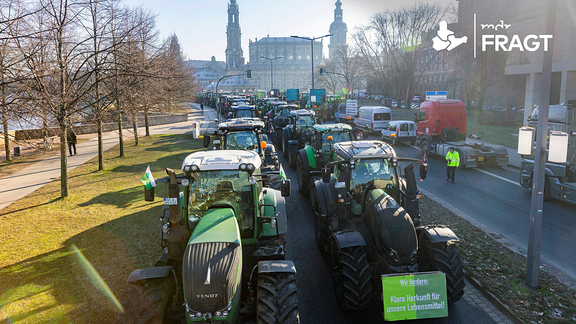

166,168,190,260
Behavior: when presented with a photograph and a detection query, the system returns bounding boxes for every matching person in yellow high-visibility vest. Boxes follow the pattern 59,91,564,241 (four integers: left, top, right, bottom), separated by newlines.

446,147,460,183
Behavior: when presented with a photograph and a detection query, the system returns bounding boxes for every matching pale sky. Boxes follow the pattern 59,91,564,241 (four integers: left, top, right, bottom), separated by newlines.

123,0,457,61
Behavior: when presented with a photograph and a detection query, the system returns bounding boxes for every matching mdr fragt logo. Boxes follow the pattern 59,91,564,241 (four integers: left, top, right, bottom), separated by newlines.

432,14,553,57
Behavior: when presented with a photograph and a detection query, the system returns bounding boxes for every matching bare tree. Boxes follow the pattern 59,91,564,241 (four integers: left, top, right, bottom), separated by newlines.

354,2,447,106
14,0,98,198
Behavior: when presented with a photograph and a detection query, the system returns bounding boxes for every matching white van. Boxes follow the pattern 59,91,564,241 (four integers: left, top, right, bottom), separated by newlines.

381,120,417,146
354,106,392,132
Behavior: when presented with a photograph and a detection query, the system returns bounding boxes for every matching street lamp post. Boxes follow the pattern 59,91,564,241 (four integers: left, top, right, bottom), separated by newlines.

261,55,282,90
291,34,331,101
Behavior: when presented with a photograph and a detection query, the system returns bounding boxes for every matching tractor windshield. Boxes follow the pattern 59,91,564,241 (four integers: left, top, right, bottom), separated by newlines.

234,109,255,118
226,131,259,152
188,170,254,237
296,115,314,127
322,131,351,144
350,158,396,196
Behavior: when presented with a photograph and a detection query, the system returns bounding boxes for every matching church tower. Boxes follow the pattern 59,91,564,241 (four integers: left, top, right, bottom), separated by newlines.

328,0,348,59
226,0,245,71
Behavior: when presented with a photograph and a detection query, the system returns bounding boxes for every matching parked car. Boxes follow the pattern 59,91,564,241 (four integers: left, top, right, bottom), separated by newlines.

381,120,417,146
354,106,392,133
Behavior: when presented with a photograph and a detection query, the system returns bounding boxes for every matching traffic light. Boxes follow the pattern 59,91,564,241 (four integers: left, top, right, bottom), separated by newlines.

246,70,251,78
319,68,323,75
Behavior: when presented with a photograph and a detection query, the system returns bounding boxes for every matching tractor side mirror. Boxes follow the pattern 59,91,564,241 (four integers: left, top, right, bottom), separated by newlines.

203,135,210,148
281,179,291,197
419,163,427,180
322,166,330,183
144,186,154,201
315,133,323,150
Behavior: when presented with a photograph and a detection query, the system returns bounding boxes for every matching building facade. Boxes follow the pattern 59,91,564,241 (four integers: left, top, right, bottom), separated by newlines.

246,37,323,91
502,0,576,123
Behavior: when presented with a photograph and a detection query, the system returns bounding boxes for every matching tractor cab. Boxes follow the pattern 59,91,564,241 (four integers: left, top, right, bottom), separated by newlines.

328,141,401,215
228,105,259,119
204,118,279,172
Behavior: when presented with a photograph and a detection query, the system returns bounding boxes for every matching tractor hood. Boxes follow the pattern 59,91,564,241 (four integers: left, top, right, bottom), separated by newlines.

365,189,418,267
183,208,242,318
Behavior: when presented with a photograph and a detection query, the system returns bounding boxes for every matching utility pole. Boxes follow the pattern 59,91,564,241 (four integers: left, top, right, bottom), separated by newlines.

526,0,557,289
261,55,282,89
291,34,331,100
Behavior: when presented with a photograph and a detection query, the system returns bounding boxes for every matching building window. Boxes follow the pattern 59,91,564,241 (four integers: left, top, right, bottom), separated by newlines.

306,55,310,60
297,55,302,60
288,55,293,60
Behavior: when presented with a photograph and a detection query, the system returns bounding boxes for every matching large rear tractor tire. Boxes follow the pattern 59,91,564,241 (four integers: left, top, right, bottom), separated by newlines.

331,244,372,310
116,278,175,324
296,155,310,195
289,145,298,169
419,237,465,302
257,272,300,324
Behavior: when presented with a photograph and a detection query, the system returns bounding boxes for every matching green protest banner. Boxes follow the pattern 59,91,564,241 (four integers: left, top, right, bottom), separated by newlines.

382,271,448,321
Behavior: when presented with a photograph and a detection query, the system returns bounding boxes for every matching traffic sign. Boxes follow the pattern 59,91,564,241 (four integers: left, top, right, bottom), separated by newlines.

426,91,447,100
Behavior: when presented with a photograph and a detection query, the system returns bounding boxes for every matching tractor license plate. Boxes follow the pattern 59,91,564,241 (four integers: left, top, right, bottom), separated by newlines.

164,198,177,205
478,157,484,162
381,271,448,321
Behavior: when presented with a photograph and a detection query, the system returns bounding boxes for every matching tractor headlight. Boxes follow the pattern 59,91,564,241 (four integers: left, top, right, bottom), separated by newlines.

240,163,247,170
181,179,189,187
249,176,257,185
215,299,233,318
191,165,199,172
184,165,191,171
247,164,255,171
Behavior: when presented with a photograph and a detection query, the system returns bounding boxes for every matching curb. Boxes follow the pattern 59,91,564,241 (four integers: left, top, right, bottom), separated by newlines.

464,273,524,324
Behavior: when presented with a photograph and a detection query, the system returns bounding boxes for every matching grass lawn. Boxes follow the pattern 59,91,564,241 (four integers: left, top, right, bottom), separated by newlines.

0,134,203,324
467,114,520,149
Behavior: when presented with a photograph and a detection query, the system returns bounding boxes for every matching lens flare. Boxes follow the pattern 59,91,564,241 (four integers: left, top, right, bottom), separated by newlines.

71,244,124,313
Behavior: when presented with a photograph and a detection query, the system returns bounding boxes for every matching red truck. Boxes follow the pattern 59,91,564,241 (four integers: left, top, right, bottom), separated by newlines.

416,99,509,168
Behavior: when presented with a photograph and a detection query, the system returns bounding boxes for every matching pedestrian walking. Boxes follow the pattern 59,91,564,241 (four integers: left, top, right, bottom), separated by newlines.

446,147,460,183
67,128,77,156
200,103,204,111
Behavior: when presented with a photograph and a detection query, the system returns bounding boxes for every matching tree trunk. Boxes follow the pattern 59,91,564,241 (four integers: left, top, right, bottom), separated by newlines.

144,109,150,136
97,118,103,170
117,99,124,157
60,123,68,198
131,111,138,146
1,86,10,162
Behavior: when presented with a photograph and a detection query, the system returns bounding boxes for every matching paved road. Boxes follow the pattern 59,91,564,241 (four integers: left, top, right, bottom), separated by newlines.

363,133,576,282
278,149,507,324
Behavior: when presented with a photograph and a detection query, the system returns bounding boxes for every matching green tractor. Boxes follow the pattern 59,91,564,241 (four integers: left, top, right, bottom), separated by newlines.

295,123,354,195
271,104,299,146
116,150,298,324
311,141,465,311
281,109,316,169
203,118,279,174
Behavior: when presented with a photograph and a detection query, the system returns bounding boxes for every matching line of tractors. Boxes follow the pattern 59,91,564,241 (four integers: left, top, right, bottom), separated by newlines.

115,98,466,323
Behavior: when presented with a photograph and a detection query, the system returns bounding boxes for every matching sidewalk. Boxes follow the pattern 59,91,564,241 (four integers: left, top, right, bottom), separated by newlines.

0,104,203,212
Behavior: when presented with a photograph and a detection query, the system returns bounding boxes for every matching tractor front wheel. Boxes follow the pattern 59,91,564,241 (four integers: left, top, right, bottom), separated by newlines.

257,272,300,324
296,155,310,195
419,236,465,302
331,244,372,310
115,278,175,324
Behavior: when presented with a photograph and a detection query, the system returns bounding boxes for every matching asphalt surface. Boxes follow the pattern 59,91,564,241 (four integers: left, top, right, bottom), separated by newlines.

278,147,499,324
378,137,576,282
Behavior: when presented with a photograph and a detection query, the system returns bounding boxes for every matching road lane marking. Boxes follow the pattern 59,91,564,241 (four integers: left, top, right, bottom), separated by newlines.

474,168,522,187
